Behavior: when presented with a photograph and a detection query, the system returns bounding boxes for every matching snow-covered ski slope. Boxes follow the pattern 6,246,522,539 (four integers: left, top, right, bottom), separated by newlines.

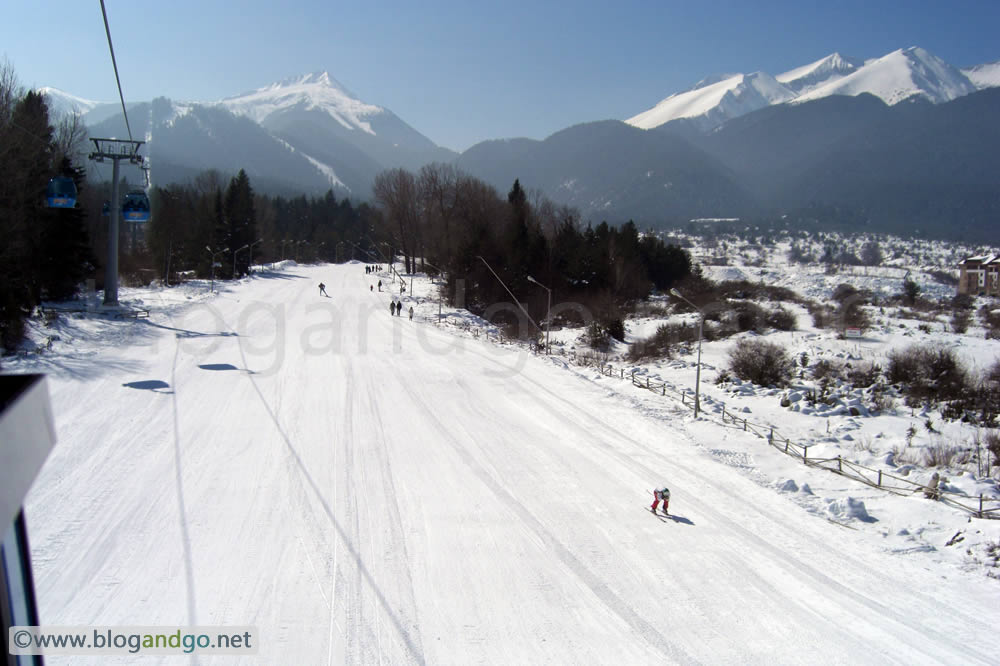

22,264,999,664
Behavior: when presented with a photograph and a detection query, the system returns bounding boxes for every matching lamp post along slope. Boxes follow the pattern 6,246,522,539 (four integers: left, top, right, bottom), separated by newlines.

671,288,704,418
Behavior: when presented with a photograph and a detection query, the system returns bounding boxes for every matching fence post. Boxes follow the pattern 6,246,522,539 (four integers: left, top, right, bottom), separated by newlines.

662,385,665,396
621,369,624,379
784,440,788,453
838,456,842,472
743,418,747,432
721,406,726,421
803,447,808,464
646,377,650,388
682,392,686,404
980,494,984,519
769,426,774,441
877,470,882,487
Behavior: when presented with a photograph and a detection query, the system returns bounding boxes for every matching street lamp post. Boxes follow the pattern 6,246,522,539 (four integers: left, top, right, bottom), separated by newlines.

233,244,249,280
422,259,447,325
206,246,229,293
670,287,704,418
247,238,264,274
526,275,552,354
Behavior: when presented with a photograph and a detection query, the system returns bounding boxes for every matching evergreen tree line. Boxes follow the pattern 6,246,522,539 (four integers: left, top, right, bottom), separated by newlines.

372,164,692,336
0,62,93,351
146,174,377,283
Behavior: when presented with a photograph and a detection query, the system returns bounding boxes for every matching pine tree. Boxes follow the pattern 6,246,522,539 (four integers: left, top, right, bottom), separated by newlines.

225,170,256,277
38,158,93,300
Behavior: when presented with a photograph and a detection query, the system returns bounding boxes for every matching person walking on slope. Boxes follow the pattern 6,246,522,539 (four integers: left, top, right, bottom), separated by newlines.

408,306,414,320
378,279,382,292
651,486,670,515
318,282,327,297
390,301,396,316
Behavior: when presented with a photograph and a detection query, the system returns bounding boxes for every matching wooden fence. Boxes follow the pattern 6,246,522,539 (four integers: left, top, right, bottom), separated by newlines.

591,361,1000,520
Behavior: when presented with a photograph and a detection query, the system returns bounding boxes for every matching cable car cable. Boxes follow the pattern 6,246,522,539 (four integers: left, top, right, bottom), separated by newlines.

99,0,133,143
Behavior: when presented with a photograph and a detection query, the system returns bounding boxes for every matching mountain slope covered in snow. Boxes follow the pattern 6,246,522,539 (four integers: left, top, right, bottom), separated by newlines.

627,46,985,132
795,47,977,105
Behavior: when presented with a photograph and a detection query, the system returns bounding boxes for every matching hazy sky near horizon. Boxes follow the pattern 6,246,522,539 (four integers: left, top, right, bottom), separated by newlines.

4,1,999,152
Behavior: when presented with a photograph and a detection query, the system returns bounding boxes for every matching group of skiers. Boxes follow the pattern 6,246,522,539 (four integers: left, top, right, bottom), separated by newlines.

390,300,413,319
365,265,383,274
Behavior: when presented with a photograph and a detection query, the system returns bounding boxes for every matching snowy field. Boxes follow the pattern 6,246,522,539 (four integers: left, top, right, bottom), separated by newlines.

8,259,1000,664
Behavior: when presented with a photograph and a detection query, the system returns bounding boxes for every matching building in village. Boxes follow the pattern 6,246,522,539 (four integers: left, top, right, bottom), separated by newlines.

958,254,1000,296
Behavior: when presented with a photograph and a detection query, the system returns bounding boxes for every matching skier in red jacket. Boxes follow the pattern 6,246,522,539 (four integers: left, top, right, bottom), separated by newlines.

651,487,670,515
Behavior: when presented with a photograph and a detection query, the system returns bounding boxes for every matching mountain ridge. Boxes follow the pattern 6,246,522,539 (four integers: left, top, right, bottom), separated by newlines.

627,45,995,133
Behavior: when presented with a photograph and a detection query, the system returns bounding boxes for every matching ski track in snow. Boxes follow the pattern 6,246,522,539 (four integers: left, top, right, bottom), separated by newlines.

17,263,1000,665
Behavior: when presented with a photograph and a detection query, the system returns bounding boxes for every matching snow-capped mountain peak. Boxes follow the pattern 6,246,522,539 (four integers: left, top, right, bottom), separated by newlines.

961,59,1000,90
777,52,861,94
628,46,985,132
218,70,384,135
794,46,977,106
37,87,104,117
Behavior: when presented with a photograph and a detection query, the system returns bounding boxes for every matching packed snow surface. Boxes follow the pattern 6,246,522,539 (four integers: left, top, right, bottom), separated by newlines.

14,263,1000,664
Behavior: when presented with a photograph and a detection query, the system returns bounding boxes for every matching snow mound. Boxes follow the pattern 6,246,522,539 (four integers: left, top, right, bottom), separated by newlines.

826,497,876,523
778,479,799,492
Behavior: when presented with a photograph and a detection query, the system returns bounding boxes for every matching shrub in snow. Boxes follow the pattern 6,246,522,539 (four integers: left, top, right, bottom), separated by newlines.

922,444,965,468
728,339,794,388
586,318,624,352
627,322,699,361
846,362,880,389
887,344,970,405
951,310,971,334
812,359,842,381
982,430,1000,473
767,306,797,331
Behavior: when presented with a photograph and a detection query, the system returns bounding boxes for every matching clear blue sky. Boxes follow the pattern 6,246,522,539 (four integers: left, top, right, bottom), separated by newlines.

4,0,999,152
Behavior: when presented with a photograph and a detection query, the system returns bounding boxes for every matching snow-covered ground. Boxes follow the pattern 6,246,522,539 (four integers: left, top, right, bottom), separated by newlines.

7,258,999,664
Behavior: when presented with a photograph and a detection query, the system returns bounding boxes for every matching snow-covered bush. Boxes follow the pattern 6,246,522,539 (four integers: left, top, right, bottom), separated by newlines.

887,344,970,404
766,306,797,331
728,339,794,387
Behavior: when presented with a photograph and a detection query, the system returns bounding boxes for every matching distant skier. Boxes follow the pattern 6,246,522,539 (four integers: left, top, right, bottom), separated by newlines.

318,282,327,297
408,306,414,320
390,301,396,316
651,487,670,515
378,280,382,292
